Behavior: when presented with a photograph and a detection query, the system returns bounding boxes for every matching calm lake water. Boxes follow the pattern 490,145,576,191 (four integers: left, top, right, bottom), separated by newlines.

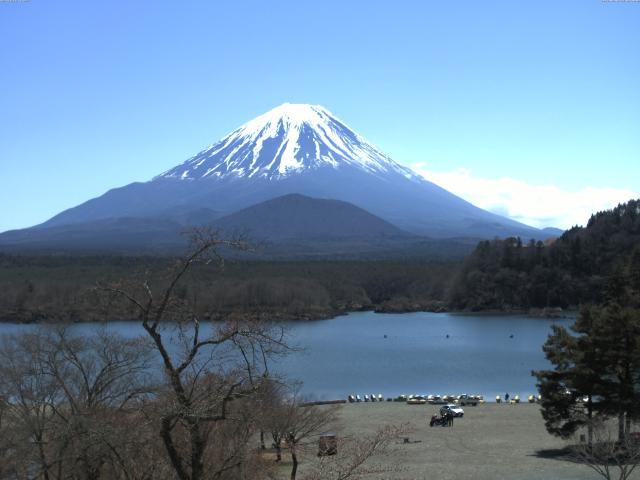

0,311,574,401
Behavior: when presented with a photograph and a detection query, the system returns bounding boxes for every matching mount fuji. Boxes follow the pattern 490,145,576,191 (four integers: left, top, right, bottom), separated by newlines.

0,103,552,254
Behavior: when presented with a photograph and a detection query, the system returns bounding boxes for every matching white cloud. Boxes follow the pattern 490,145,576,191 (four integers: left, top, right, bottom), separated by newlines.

412,164,639,230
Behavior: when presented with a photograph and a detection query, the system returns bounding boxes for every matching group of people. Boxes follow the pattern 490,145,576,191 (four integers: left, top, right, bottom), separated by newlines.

429,411,454,427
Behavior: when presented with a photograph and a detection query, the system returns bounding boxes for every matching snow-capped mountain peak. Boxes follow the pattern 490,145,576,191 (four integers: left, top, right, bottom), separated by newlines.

158,103,421,181
18,103,550,244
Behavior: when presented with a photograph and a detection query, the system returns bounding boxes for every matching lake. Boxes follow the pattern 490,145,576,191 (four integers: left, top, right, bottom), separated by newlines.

274,311,574,400
0,311,574,401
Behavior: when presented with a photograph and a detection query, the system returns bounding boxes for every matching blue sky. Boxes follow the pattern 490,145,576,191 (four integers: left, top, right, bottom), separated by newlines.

0,0,638,231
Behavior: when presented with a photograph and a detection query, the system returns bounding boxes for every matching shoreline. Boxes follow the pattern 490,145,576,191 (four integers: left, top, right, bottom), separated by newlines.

0,305,578,324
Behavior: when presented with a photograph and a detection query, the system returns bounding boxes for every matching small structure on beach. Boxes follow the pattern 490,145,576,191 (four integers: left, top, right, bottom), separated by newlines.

318,433,337,456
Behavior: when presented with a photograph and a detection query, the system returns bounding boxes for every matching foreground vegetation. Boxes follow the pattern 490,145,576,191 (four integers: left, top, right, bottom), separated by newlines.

0,232,401,480
1,200,639,479
532,214,640,480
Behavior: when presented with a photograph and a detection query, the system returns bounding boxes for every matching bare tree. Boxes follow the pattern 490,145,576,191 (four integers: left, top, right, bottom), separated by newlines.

252,377,288,456
0,331,61,480
0,327,156,480
102,229,289,480
285,402,340,480
257,384,340,480
301,424,408,480
570,418,640,480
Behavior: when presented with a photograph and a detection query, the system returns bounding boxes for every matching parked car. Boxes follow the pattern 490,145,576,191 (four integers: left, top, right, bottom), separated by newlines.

427,395,446,404
406,395,427,405
440,404,464,417
458,394,478,406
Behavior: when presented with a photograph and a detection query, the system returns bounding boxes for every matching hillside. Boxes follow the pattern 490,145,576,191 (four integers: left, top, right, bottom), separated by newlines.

449,199,640,311
0,194,477,259
213,193,410,240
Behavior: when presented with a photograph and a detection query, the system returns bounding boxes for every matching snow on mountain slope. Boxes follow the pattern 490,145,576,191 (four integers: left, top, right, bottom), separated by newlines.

19,102,553,242
158,103,422,182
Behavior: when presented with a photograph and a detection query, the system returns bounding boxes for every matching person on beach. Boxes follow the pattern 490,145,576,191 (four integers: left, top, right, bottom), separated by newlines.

443,412,453,427
505,392,510,402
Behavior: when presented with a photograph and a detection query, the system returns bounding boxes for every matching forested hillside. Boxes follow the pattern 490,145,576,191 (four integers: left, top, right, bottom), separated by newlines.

0,256,456,322
449,199,640,311
2,200,638,322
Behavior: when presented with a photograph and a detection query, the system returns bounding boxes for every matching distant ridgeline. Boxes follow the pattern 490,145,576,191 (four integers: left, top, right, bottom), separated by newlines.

449,199,640,311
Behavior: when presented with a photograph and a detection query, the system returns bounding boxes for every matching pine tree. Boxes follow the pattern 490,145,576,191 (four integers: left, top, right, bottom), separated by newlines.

577,304,640,440
534,324,597,439
535,304,640,442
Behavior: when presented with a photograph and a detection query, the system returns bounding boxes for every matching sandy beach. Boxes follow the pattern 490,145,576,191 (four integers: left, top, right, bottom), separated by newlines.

274,402,626,480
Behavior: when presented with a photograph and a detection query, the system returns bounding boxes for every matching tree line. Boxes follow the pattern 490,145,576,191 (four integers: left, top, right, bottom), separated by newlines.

531,201,640,480
1,199,639,323
450,199,640,311
0,256,457,323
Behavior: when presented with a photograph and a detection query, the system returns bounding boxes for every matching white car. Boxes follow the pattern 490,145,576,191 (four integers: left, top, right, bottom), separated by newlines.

440,404,464,417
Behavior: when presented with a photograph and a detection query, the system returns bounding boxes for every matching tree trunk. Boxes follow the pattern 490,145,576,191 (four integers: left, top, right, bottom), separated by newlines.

619,412,625,442
587,395,593,446
190,422,205,480
260,431,266,450
272,433,282,461
290,447,298,480
36,437,51,480
161,417,190,480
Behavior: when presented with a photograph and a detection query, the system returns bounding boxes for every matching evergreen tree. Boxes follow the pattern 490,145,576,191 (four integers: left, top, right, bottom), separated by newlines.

450,198,640,311
534,325,584,438
577,304,640,440
535,304,640,442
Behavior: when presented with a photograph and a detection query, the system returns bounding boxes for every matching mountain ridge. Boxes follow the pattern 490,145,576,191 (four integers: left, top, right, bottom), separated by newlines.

0,194,479,259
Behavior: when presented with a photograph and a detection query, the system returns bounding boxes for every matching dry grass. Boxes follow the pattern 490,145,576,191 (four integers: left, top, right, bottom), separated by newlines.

269,402,630,480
